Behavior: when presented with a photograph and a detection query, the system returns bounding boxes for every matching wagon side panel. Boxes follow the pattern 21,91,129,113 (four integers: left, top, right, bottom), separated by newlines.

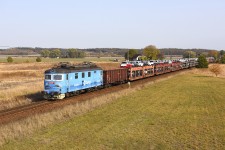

103,68,128,85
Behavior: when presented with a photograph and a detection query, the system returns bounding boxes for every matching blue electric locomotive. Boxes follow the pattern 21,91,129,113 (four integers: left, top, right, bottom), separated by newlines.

42,62,103,99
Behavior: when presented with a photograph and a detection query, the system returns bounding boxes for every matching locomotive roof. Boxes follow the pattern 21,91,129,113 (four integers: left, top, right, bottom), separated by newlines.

45,62,102,74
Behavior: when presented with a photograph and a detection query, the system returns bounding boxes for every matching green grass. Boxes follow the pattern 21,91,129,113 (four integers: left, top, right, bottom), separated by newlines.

2,73,225,149
0,57,123,63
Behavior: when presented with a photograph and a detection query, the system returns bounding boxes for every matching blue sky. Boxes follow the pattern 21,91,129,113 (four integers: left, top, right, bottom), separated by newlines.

0,0,225,49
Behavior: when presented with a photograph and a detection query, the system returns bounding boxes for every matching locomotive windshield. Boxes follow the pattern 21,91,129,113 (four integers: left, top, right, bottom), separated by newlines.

45,75,51,80
53,75,62,80
45,74,62,80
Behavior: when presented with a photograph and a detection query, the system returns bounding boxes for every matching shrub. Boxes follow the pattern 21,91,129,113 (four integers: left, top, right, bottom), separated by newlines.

209,64,222,77
36,57,42,62
7,56,13,63
221,55,225,64
197,55,208,68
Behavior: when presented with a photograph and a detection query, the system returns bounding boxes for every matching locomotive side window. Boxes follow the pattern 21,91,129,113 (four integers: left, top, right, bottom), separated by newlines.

82,72,85,78
75,73,78,79
45,75,51,80
88,72,91,77
54,75,62,80
94,71,96,73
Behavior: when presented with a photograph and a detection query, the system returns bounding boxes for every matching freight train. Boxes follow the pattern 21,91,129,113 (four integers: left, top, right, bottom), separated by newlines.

42,59,198,100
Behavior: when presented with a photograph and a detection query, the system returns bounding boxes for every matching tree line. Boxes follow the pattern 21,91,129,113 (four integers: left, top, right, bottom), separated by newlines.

1,47,223,58
124,45,225,61
41,49,86,58
183,50,225,63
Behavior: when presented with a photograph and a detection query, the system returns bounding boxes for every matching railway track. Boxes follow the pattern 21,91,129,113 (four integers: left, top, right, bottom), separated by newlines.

0,69,191,125
0,101,50,124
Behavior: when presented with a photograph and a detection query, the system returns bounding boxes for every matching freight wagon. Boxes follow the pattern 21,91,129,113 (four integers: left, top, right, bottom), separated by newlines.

171,61,182,71
128,65,154,81
103,68,128,86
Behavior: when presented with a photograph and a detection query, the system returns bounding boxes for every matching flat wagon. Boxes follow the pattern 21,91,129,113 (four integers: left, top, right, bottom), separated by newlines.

128,65,154,81
128,67,144,81
154,63,165,75
171,61,182,71
164,63,172,73
143,65,155,78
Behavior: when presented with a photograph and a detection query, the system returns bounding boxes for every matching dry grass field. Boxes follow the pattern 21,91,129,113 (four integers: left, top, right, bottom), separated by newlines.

0,63,51,110
0,61,120,110
192,64,225,77
1,71,225,149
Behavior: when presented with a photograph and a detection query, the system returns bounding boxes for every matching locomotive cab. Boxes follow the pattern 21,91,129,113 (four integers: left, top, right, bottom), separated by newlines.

43,73,67,99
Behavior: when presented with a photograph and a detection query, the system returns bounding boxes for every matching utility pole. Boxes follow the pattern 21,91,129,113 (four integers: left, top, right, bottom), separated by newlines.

128,50,129,61
188,52,191,68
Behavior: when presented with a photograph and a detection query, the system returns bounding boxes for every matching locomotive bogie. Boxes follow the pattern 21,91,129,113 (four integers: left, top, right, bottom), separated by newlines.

43,92,65,100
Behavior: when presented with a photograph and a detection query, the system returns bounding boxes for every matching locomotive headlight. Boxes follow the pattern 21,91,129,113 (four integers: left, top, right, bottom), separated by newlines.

45,85,50,89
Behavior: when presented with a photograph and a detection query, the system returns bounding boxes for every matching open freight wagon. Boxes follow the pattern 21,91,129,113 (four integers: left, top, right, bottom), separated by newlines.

103,68,128,86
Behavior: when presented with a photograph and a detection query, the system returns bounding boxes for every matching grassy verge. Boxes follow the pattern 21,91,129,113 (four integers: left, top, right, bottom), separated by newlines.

1,73,225,149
